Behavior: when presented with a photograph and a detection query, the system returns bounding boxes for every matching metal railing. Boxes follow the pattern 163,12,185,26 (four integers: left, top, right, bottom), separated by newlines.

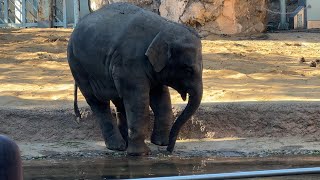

129,167,320,180
0,0,80,28
0,0,38,27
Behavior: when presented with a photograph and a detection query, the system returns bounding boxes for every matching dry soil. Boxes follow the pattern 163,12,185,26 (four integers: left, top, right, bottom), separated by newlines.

1,29,320,158
1,29,320,108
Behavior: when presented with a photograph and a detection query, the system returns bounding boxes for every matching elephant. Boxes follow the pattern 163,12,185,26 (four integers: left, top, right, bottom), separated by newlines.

68,2,203,155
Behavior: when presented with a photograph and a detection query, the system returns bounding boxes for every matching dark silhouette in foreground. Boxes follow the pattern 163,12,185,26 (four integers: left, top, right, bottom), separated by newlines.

0,135,23,180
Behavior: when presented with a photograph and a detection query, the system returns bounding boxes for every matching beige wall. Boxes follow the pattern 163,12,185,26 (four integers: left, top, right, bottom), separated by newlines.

307,20,320,29
307,0,320,20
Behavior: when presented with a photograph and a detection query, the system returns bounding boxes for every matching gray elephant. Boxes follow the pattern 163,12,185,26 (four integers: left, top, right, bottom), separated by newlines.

68,2,203,155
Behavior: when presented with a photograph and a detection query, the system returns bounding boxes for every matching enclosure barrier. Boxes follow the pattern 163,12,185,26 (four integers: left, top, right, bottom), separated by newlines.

129,167,320,180
0,0,81,28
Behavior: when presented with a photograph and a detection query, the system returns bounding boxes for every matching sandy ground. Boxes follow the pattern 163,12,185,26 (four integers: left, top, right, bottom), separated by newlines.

1,29,320,108
1,29,320,159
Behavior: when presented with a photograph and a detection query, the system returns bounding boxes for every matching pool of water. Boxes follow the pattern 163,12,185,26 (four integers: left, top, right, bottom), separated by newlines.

23,156,320,179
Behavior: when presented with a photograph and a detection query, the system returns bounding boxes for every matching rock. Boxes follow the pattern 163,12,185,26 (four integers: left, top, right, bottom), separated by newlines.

162,0,268,35
310,61,317,67
88,0,268,35
88,0,104,11
88,0,159,13
299,57,306,63
203,2,224,21
180,2,223,27
180,2,206,26
159,0,189,22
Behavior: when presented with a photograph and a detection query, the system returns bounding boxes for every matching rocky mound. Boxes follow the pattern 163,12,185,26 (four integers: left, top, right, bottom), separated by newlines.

88,0,268,36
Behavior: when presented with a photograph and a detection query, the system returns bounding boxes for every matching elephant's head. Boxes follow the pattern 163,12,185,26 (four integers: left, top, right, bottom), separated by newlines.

145,29,203,152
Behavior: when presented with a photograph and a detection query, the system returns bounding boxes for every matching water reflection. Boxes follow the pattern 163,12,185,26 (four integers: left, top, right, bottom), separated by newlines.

102,158,180,179
23,156,320,179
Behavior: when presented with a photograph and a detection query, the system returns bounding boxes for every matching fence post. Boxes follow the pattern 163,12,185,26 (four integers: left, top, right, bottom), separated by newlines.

4,0,8,23
63,0,67,28
22,0,26,25
73,0,79,27
37,0,53,27
15,0,22,24
278,0,289,30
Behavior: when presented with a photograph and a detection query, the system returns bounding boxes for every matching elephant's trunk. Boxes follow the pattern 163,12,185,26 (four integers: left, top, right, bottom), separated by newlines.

167,83,203,152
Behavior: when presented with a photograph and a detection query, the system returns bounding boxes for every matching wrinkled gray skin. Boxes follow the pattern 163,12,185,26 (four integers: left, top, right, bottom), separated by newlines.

68,2,203,155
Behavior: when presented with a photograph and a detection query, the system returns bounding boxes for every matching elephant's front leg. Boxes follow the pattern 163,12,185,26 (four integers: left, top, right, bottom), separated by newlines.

150,85,173,146
121,82,151,156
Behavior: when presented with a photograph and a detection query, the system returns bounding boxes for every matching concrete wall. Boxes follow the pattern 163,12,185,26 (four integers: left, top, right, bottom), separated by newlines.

307,0,320,20
62,0,90,24
306,0,320,28
308,20,320,28
80,0,90,18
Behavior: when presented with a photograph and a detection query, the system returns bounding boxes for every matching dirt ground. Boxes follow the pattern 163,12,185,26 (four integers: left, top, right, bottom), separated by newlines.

1,29,320,158
18,137,320,160
1,29,320,108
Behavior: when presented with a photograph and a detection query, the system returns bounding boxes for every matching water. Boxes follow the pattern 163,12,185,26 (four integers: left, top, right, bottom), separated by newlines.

23,156,320,179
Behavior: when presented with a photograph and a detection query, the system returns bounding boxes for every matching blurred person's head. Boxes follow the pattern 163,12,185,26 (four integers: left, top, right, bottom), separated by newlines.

0,135,23,180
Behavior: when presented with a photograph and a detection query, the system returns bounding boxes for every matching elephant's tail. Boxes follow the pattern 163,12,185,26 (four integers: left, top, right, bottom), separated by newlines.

74,83,81,121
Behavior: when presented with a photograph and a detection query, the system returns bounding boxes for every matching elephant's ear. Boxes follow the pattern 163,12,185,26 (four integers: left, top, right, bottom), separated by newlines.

145,32,170,72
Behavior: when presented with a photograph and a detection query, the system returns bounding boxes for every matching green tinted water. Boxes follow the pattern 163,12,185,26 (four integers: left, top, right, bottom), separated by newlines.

23,156,320,179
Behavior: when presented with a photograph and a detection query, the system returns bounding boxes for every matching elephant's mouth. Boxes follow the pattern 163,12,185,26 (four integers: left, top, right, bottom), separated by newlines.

179,91,187,101
171,84,187,101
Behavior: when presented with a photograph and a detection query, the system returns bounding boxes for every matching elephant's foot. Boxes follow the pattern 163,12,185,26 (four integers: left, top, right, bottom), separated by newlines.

105,134,127,151
127,141,151,156
151,131,169,146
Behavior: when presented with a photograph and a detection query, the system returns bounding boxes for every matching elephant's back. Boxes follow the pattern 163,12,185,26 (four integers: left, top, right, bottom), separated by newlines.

79,2,143,28
71,3,164,59
72,3,139,48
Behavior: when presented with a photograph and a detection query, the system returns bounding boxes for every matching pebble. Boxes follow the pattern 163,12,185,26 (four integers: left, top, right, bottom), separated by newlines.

299,57,306,63
310,61,317,67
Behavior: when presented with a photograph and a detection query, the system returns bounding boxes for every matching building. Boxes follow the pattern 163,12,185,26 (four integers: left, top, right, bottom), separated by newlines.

288,6,305,29
306,0,320,28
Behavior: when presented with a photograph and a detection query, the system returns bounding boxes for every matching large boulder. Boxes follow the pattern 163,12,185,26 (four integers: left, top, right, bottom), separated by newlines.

88,0,160,13
161,0,268,36
87,0,268,36
159,0,189,22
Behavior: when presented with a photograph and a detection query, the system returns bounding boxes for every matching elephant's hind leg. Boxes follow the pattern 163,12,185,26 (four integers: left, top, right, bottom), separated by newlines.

112,98,128,144
69,61,126,151
150,85,173,146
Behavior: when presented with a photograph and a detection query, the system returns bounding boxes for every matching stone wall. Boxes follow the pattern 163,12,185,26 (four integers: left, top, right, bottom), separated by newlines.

88,0,160,13
88,0,268,36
